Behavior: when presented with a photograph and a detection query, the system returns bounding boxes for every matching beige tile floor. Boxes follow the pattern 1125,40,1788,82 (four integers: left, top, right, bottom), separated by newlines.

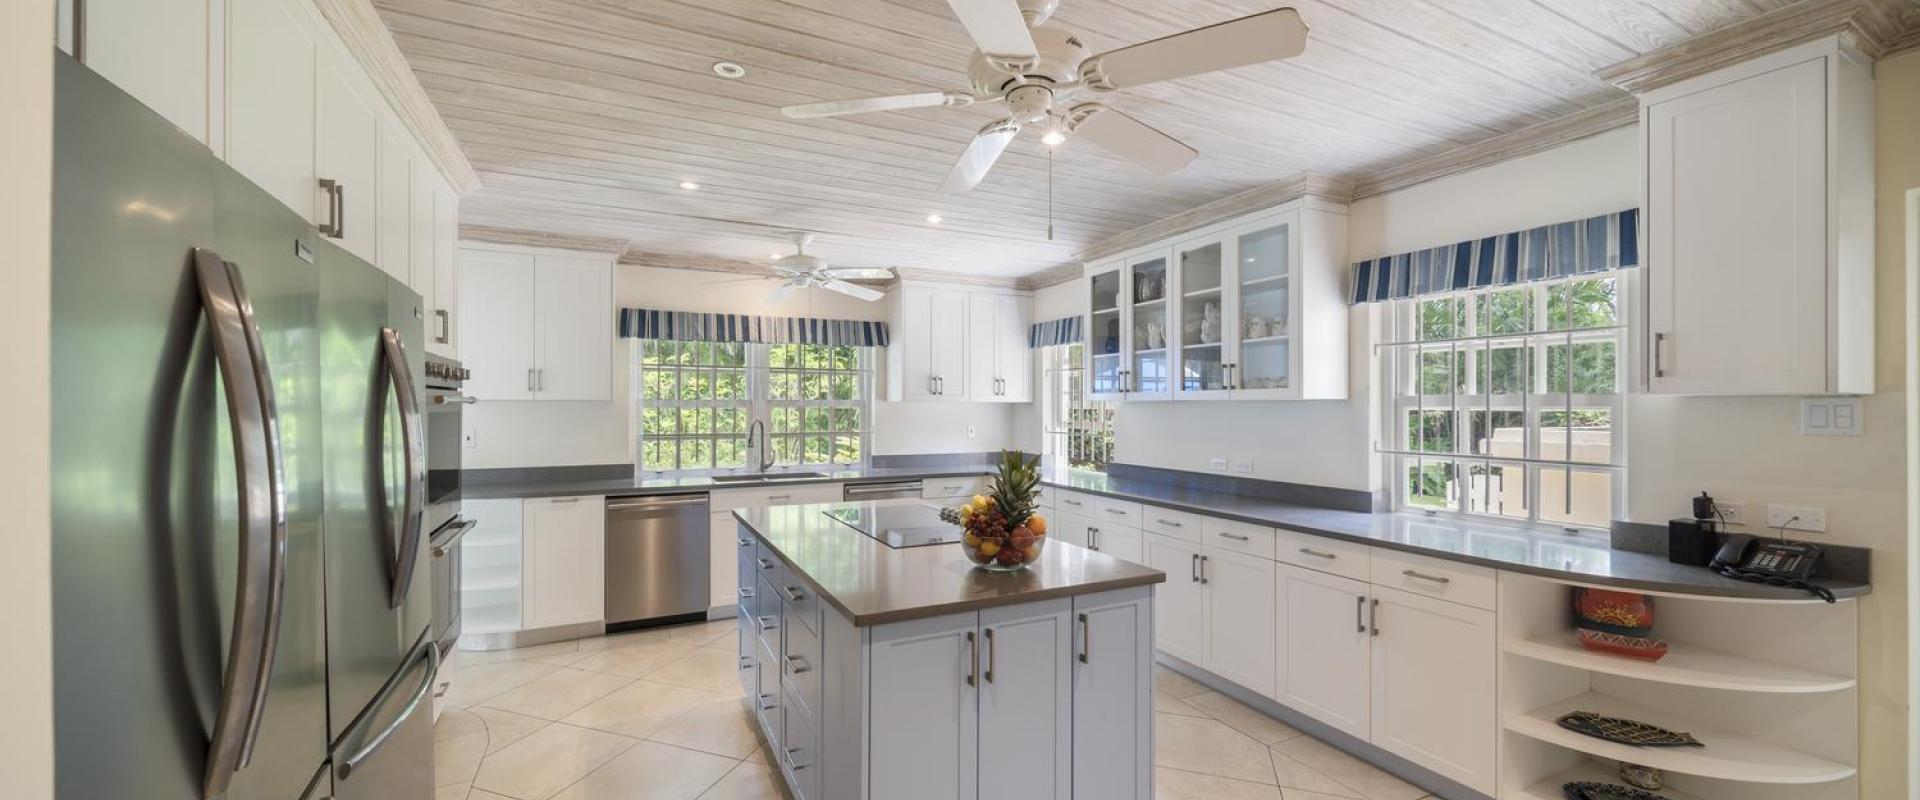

434,620,1438,800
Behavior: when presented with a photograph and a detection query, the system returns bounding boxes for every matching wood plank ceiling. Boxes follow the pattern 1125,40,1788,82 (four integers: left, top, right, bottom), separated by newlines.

374,0,1802,278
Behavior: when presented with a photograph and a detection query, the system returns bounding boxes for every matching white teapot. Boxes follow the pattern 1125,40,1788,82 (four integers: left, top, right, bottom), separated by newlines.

1200,302,1221,344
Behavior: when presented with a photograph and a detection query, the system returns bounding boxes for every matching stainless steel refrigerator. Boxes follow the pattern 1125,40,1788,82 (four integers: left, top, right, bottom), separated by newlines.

50,55,435,799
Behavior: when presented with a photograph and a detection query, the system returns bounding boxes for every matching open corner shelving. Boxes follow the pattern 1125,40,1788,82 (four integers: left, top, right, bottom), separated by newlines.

1511,761,1708,800
1503,692,1855,785
1504,629,1856,694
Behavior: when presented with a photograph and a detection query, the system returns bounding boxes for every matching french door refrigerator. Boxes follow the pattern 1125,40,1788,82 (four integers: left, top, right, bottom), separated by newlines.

49,56,435,800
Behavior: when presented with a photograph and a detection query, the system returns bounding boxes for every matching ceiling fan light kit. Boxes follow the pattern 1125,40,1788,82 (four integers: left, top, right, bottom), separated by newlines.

778,1,1309,192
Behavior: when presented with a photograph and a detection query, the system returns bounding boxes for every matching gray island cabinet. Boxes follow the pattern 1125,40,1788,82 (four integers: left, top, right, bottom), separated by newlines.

733,501,1166,800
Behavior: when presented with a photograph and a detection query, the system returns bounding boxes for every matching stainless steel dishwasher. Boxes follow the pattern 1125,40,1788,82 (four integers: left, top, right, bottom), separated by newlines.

605,493,711,630
844,480,923,501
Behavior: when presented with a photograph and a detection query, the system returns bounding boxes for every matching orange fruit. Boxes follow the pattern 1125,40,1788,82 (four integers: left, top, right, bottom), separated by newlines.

1027,515,1048,536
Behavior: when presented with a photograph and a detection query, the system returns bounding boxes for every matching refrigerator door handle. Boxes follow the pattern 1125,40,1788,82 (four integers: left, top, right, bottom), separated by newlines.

193,248,287,798
336,636,440,780
378,328,426,609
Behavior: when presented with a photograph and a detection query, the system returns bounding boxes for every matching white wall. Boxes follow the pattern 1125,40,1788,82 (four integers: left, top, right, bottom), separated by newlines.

2,7,56,793
461,262,1020,468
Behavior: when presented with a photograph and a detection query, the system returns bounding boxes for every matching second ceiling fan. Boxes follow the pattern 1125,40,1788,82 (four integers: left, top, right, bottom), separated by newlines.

781,0,1310,193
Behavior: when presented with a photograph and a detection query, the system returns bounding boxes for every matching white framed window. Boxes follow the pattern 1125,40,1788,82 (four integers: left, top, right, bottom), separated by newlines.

1377,275,1628,531
634,340,873,475
1043,342,1116,471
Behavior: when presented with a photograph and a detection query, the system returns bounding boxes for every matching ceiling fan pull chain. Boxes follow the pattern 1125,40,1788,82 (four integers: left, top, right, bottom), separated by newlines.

1047,143,1055,242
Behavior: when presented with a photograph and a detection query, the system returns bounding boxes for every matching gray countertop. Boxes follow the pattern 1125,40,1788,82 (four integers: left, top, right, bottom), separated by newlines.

735,500,1166,627
461,463,1868,602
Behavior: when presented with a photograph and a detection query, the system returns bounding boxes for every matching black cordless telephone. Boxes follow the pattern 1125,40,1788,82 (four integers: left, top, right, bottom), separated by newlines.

1710,534,1833,602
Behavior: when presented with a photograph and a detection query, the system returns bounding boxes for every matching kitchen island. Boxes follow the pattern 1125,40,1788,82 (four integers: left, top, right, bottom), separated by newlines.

733,500,1165,800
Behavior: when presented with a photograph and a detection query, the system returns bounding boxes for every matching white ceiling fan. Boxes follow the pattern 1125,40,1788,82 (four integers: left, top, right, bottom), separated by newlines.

780,0,1310,193
756,232,894,303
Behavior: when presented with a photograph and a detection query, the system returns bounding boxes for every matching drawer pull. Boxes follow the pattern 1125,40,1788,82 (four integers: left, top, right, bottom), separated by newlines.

1370,598,1381,636
1189,553,1199,583
786,746,810,771
1156,518,1184,528
738,587,755,599
1216,531,1250,542
1402,569,1452,585
965,631,978,688
1297,547,1336,560
740,656,753,671
766,494,791,502
983,628,996,684
1077,613,1090,664
1104,507,1128,516
757,693,777,711
1199,555,1209,584
738,537,752,547
784,654,810,675
1063,498,1083,506
1355,596,1365,633
756,558,775,570
756,615,778,631
783,586,804,602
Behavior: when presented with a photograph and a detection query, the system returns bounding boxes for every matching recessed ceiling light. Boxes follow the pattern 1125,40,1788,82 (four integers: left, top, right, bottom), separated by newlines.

712,61,747,79
770,253,783,259
678,181,700,190
1041,130,1066,147
926,213,942,224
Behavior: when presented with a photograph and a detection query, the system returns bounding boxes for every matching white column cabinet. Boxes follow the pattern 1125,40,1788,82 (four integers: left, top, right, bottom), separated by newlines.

1145,533,1206,665
1367,585,1496,794
977,600,1074,800
314,56,378,262
1277,564,1373,741
1071,587,1154,800
1642,35,1874,396
1202,548,1277,698
520,495,606,630
458,244,614,402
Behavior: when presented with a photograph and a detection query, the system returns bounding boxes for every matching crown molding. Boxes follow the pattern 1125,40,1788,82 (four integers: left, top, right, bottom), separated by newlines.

891,267,1024,290
621,250,776,276
460,225,628,254
1351,98,1639,200
312,0,481,194
1018,263,1085,291
1596,0,1917,94
1075,172,1353,265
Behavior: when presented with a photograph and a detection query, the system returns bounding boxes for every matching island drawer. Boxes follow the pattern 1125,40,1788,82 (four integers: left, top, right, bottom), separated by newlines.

1059,490,1141,527
736,609,755,695
1203,518,1276,560
1275,528,1371,582
736,533,758,605
753,540,786,585
780,689,821,800
755,636,783,750
781,607,822,723
754,574,783,655
1142,506,1205,542
779,577,822,637
922,476,985,500
1370,548,1496,611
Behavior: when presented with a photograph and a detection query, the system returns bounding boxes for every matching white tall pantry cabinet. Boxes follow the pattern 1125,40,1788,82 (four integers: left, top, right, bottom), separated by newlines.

1642,34,1874,395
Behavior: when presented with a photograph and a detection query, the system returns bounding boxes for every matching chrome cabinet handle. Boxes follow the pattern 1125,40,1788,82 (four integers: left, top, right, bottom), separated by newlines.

738,587,754,599
1370,598,1381,636
783,586,804,602
766,494,792,502
317,179,345,238
547,497,580,504
195,249,288,796
536,368,544,392
434,309,450,344
1156,518,1184,528
739,656,753,671
784,654,810,675
1104,508,1127,516
757,558,775,569
1063,499,1083,507
965,631,978,687
1355,596,1366,633
1088,527,1099,551
1078,613,1090,664
1189,553,1199,582
1199,555,1209,584
1402,569,1452,585
339,636,439,779
1298,547,1335,560
1217,531,1250,541
757,693,777,711
983,628,996,683
1653,332,1667,378
738,537,752,547
786,746,809,771
431,519,478,557
755,615,778,631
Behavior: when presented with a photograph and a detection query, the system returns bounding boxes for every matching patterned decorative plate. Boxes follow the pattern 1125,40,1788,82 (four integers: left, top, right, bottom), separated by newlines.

1556,711,1704,747
1561,782,1673,800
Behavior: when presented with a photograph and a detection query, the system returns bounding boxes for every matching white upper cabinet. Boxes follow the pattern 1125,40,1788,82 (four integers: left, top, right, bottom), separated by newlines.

227,0,317,223
80,0,214,146
1642,35,1874,396
1092,199,1348,402
459,244,614,402
431,185,461,356
376,122,413,282
314,54,378,261
409,156,438,313
887,283,1028,403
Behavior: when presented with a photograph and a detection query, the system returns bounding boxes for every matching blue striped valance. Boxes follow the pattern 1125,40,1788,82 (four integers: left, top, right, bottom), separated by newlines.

619,308,889,347
1029,316,1083,349
1349,208,1639,305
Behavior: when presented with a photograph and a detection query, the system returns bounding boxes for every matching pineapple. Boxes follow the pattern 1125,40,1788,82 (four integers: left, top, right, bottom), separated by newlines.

988,449,1040,531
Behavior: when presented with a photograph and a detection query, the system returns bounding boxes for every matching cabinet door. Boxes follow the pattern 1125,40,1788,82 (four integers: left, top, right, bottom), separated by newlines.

1646,57,1827,395
1368,586,1496,794
1144,533,1204,664
709,511,739,609
226,0,315,222
1087,266,1125,400
376,123,413,282
1277,565,1370,740
83,0,211,144
1229,216,1296,398
314,56,378,262
967,294,1000,401
520,496,606,629
1051,512,1091,549
458,248,536,400
432,185,461,354
894,289,938,400
930,290,970,398
1072,587,1153,800
979,599,1072,800
1174,234,1230,398
1091,525,1144,566
410,158,437,303
1123,250,1172,399
997,294,1034,402
533,253,614,401
1202,548,1277,698
869,612,978,800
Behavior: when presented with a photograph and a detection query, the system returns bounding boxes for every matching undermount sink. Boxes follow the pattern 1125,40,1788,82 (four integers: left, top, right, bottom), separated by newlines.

709,471,832,484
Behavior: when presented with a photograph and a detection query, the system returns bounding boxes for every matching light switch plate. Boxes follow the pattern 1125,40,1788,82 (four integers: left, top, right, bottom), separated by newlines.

1800,397,1863,436
1209,458,1228,471
1766,504,1827,533
1231,459,1254,474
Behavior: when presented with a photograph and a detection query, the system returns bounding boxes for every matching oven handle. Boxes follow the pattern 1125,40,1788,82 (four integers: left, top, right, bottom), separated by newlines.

430,519,478,557
430,393,477,405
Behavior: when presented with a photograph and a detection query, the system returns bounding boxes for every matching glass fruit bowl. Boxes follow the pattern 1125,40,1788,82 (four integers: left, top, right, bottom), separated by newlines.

961,527,1046,572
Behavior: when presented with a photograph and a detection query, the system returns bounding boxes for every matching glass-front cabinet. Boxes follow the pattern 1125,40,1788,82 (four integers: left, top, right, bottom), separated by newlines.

1094,198,1348,403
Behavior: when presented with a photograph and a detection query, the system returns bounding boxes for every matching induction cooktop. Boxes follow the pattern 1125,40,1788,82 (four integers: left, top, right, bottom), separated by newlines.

825,503,958,549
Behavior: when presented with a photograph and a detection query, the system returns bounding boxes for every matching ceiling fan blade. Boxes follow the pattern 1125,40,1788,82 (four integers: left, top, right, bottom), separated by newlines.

1079,8,1308,91
1065,104,1196,175
941,120,1020,193
782,90,976,119
820,280,886,302
767,282,799,304
701,275,776,286
945,0,1038,64
821,267,896,281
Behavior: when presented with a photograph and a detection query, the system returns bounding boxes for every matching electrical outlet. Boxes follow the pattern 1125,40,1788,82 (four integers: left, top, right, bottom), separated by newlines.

1209,458,1228,471
462,429,477,449
966,425,976,439
1231,459,1254,474
1766,504,1827,533
1714,501,1746,526
1800,397,1863,436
